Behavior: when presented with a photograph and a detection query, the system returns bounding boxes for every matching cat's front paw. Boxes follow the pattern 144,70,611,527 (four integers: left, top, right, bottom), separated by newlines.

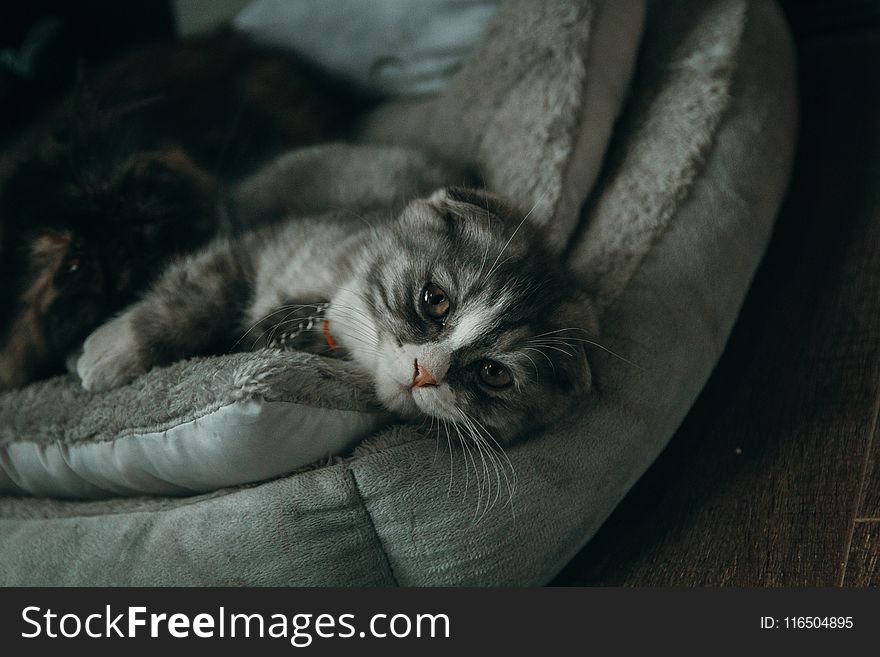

76,314,148,392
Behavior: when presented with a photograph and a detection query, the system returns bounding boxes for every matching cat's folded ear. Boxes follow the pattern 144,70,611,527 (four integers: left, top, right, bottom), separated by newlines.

553,290,600,392
427,186,515,221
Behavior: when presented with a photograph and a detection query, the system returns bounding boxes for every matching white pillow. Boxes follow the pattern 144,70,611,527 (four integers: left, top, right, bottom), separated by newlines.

0,352,391,498
234,0,501,96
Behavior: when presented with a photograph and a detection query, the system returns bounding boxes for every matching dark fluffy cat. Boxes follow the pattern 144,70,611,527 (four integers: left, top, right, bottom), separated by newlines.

75,177,598,442
0,30,358,390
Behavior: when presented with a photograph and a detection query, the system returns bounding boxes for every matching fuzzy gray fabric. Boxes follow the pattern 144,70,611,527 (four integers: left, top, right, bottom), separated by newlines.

229,142,471,229
0,352,379,447
360,0,644,250
0,0,798,585
571,0,748,308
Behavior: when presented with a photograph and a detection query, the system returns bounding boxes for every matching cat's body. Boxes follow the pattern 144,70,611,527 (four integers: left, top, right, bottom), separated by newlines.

0,30,360,390
76,154,598,441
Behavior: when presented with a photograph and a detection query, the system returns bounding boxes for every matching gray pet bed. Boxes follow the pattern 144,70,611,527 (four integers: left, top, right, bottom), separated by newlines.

0,0,795,585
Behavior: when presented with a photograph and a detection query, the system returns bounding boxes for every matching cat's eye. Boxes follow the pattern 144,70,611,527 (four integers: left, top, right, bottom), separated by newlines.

478,360,512,388
65,258,81,274
422,282,451,323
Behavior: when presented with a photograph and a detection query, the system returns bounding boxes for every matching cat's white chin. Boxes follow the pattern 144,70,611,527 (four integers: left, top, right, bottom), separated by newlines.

374,380,458,423
374,376,419,417
372,362,458,421
410,385,458,421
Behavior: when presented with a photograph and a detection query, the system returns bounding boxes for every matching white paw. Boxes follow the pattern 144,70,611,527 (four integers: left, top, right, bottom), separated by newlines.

76,314,148,392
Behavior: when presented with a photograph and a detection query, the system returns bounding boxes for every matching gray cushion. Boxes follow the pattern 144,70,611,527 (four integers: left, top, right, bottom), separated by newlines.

0,0,796,585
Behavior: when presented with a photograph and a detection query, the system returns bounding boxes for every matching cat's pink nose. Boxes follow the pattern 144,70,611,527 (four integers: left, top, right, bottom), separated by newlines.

411,359,437,388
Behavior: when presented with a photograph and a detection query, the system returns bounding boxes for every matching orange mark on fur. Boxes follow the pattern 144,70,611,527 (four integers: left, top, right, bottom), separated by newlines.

30,229,72,264
323,320,338,353
0,230,71,390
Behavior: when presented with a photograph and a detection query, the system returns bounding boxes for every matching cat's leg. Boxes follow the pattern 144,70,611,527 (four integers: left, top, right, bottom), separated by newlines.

76,238,253,391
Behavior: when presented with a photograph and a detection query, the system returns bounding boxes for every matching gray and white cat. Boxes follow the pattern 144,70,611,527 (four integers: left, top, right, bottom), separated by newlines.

76,149,598,443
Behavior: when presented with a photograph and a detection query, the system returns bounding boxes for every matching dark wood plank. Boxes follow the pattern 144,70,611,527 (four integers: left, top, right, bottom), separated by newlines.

842,523,880,586
857,421,880,519
553,31,880,586
780,0,880,38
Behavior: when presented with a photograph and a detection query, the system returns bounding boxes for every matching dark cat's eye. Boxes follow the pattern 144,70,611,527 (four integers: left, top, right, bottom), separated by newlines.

478,360,512,388
65,258,81,274
422,282,451,323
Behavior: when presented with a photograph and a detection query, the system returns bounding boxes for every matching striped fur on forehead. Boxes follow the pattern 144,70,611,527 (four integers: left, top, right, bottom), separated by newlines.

412,187,548,266
368,194,572,333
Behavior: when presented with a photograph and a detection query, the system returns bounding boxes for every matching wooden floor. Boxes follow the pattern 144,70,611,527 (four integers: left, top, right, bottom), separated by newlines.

553,17,880,586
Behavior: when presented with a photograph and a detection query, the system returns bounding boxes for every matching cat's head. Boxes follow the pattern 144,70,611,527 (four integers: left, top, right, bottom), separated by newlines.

0,105,219,389
328,186,598,442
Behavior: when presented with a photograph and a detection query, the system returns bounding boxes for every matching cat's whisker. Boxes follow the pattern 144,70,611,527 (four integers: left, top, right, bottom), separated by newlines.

461,410,517,514
529,338,578,346
535,341,576,351
450,421,472,505
475,431,508,519
339,209,379,232
320,303,376,334
443,419,454,497
526,341,576,357
475,234,492,282
231,303,320,351
251,322,287,351
528,327,644,369
327,319,375,339
530,347,562,375
265,306,312,347
457,420,489,521
517,351,541,382
483,187,549,282
465,420,493,518
437,418,452,486
472,418,518,506
459,423,485,519
329,327,377,350
322,320,376,348
528,335,580,344
531,327,592,338
581,341,645,370
550,338,645,370
528,340,577,353
486,254,516,277
325,299,373,317
457,410,499,519
325,302,380,333
523,347,556,376
428,415,441,464
332,286,384,317
328,316,377,343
